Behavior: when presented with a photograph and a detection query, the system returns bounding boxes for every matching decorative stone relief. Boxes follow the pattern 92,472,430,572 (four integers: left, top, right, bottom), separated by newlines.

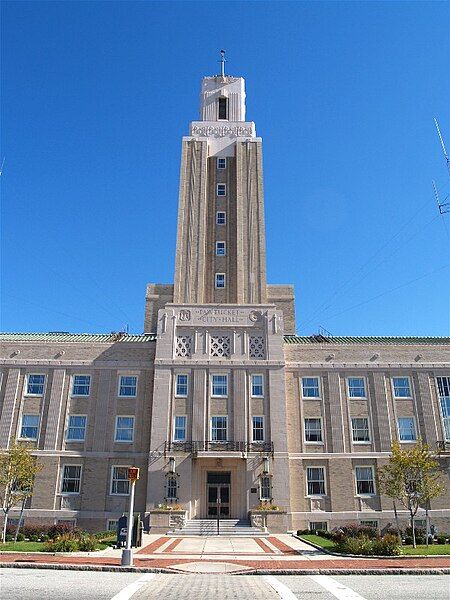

210,335,231,358
175,335,192,358
191,124,253,138
249,335,265,359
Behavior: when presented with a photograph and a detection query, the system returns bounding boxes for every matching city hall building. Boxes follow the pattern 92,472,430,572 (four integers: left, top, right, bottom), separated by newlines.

1,67,449,534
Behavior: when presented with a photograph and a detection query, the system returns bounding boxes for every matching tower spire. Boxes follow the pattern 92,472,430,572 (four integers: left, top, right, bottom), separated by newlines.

219,49,226,77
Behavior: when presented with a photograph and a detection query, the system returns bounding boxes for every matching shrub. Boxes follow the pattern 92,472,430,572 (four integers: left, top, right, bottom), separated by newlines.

16,533,25,542
44,533,79,552
338,524,379,540
336,535,374,555
21,525,47,541
47,523,76,540
297,529,310,536
436,535,449,545
77,534,98,552
372,534,402,556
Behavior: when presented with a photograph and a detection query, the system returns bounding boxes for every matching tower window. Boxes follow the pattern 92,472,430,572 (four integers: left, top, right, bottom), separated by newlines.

216,211,226,225
217,157,226,169
218,97,227,120
216,241,226,256
217,183,226,196
215,273,226,288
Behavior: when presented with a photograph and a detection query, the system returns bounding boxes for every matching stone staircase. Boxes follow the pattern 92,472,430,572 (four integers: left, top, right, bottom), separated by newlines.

168,518,268,537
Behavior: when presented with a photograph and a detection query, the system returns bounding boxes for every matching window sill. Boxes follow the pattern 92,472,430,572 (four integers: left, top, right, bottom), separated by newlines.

109,493,130,497
304,442,324,445
65,439,86,443
70,394,90,398
306,495,327,499
118,395,137,399
59,493,80,497
352,441,371,445
23,394,44,398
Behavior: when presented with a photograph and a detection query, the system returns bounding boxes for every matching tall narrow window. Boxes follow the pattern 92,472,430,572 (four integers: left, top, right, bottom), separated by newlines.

351,417,370,442
66,415,87,441
217,157,226,169
211,416,227,441
217,183,226,196
175,374,188,397
216,211,226,225
216,241,226,256
174,415,187,441
392,377,411,398
398,417,417,441
26,374,45,395
301,377,320,398
251,374,264,397
215,273,226,288
211,375,228,397
218,97,227,120
114,416,134,442
252,416,264,441
61,465,82,494
436,377,450,441
304,418,323,443
306,467,326,496
355,466,375,495
260,475,271,501
166,475,178,500
20,415,40,440
118,376,137,397
111,466,130,495
348,378,366,398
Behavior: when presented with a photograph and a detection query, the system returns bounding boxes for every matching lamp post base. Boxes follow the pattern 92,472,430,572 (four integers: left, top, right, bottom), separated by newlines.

121,549,133,566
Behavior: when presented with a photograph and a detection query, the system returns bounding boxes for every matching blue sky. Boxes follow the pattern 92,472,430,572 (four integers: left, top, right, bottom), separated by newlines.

1,1,449,336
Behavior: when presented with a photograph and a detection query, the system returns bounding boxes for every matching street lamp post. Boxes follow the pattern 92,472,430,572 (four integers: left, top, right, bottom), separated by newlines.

121,467,140,567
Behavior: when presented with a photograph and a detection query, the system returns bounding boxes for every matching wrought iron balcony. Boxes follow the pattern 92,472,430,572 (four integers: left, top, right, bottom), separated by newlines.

164,440,274,455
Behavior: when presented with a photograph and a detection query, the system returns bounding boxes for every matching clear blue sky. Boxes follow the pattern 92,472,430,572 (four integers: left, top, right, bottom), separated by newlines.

1,1,449,336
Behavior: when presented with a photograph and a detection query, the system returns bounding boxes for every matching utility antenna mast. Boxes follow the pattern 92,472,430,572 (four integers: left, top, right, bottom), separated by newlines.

219,50,226,77
432,180,450,215
434,118,450,173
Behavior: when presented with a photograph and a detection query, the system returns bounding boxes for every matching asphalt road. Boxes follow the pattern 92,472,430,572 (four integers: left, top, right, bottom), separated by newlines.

0,569,448,600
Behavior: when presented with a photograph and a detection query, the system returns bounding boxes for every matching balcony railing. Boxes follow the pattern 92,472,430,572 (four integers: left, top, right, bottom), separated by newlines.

164,440,274,455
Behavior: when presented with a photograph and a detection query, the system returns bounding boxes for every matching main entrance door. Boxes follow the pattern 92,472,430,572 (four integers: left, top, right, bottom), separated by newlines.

206,472,231,518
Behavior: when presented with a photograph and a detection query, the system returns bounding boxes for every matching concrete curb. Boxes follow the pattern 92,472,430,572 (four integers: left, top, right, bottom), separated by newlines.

294,535,450,559
0,561,448,576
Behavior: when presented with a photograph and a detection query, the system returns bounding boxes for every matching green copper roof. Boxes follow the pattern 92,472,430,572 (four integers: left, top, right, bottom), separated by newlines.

0,332,157,343
284,335,450,345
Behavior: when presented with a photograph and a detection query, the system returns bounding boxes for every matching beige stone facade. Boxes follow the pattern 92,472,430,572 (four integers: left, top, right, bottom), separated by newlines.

1,70,449,534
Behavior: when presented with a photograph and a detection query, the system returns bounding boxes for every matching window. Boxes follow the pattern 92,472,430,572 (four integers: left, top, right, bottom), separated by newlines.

398,417,417,441
360,520,378,528
217,183,226,196
72,375,91,396
211,374,228,397
215,273,226,288
26,374,45,395
174,415,187,441
217,157,226,169
175,374,188,397
351,417,370,442
211,416,227,441
251,374,264,397
309,521,328,532
61,465,81,494
107,519,118,532
437,377,450,441
355,466,375,495
252,416,264,442
307,467,326,496
111,466,130,495
304,418,323,443
348,377,366,398
166,476,178,500
218,97,227,120
216,211,226,225
66,415,87,441
115,416,134,442
118,376,137,397
20,414,39,440
302,377,320,398
216,241,226,256
392,377,411,398
260,475,271,501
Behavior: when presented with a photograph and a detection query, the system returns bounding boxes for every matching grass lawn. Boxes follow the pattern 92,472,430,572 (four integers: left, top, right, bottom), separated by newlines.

0,541,44,552
300,535,450,556
299,534,337,551
401,544,450,555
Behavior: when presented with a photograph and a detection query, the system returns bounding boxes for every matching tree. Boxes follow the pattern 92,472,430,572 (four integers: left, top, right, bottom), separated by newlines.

378,439,444,548
0,444,42,543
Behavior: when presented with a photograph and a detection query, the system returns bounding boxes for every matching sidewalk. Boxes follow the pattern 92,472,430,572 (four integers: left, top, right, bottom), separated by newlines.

1,534,449,574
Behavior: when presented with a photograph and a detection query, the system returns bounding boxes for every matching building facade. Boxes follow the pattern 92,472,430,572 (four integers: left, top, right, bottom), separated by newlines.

1,69,449,534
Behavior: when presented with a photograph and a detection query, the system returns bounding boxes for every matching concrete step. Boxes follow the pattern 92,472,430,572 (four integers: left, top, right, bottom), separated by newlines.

168,518,269,537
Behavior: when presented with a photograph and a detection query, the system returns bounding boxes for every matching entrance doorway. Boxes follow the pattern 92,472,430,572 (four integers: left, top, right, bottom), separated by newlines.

206,472,231,518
